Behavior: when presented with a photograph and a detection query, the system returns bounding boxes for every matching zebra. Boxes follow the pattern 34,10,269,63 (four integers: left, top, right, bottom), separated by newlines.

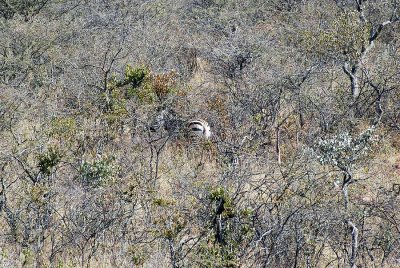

148,108,215,162
149,109,169,132
188,119,211,139
149,109,211,140
149,109,183,135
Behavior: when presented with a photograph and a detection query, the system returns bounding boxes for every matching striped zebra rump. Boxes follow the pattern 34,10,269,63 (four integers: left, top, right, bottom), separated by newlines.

186,119,218,161
148,111,215,161
188,119,211,139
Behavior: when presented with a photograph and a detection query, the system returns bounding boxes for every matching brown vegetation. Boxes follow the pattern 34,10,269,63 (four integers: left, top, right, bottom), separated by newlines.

0,0,400,267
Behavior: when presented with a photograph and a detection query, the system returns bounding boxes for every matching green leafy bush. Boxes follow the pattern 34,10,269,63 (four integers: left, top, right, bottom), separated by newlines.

37,147,62,176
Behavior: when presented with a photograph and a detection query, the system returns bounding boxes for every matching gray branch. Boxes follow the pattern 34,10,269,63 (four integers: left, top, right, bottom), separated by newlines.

347,220,359,268
343,3,399,98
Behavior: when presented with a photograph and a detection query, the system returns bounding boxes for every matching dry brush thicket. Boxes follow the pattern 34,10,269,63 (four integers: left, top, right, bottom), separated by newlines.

0,0,400,267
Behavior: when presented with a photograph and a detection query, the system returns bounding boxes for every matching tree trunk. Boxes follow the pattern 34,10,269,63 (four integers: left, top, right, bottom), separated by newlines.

347,221,359,268
275,126,281,165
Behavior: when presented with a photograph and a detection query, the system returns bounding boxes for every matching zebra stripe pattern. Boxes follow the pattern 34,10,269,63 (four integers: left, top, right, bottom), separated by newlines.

188,120,211,139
